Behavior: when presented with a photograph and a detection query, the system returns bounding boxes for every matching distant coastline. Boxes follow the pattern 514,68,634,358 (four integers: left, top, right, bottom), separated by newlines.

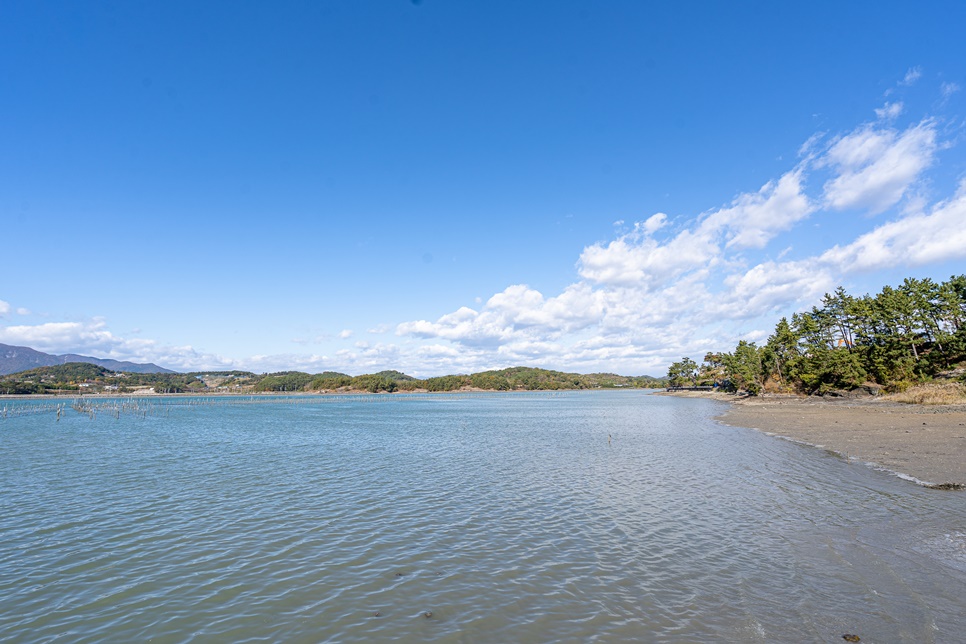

0,362,667,396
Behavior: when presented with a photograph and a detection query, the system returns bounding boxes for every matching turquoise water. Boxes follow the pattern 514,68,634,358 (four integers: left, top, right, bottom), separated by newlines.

1,391,965,642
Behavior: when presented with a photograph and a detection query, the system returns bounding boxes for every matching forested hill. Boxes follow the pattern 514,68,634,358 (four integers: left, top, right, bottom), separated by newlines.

0,364,208,395
0,364,666,395
667,275,966,396
240,367,665,393
305,367,664,393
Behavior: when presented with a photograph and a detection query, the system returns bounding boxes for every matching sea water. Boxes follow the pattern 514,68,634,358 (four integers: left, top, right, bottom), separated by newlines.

1,391,965,642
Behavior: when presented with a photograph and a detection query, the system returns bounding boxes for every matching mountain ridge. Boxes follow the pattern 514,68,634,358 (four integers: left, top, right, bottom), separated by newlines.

0,342,175,375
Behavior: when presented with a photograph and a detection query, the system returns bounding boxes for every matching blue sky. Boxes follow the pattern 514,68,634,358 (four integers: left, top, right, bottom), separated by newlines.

2,1,966,376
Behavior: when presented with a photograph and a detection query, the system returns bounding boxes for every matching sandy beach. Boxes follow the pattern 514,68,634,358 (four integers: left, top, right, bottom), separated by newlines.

705,394,966,489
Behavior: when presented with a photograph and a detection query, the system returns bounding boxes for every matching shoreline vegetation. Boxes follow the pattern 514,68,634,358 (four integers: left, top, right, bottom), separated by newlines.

665,275,966,399
0,363,666,397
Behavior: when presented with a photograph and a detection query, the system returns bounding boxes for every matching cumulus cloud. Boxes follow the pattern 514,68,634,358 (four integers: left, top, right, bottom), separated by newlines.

339,329,354,339
397,269,745,374
708,259,835,320
0,320,119,353
704,180,966,323
396,282,608,352
0,300,9,316
820,119,937,213
392,99,960,374
577,225,718,287
576,168,812,291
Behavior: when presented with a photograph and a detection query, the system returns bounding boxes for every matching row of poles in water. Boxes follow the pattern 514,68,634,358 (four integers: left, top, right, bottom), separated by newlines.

1,391,562,421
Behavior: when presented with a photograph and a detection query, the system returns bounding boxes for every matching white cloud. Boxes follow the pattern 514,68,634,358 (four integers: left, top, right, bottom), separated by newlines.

819,180,966,272
1,314,509,377
641,212,667,234
16,308,31,316
708,181,966,320
0,318,237,372
395,282,608,351
874,101,903,120
576,168,812,290
339,329,354,339
701,168,814,249
820,119,937,213
708,259,835,320
332,342,405,372
398,305,503,345
900,67,922,86
391,101,961,375
577,225,718,287
0,300,9,316
396,268,745,374
0,320,115,352
798,131,826,158
146,346,238,372
942,82,961,98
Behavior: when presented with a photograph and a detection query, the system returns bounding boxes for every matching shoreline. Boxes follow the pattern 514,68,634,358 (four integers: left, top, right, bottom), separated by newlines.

667,392,966,489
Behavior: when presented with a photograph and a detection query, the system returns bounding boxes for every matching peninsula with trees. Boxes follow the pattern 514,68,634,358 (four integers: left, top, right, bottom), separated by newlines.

667,274,966,400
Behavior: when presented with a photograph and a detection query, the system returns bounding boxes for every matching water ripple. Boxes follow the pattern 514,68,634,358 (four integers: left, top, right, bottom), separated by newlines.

1,392,965,642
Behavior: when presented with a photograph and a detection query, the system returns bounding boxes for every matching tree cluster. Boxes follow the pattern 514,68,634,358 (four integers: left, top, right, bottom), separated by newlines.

254,371,317,392
668,275,966,395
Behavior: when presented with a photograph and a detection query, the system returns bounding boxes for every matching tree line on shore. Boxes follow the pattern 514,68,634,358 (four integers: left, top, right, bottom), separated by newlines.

0,363,666,395
667,275,966,395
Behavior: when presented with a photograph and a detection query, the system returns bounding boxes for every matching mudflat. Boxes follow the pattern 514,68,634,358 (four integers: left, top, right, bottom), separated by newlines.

715,395,966,488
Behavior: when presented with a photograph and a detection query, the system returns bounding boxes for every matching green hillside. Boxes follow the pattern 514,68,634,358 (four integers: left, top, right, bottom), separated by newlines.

1,362,665,395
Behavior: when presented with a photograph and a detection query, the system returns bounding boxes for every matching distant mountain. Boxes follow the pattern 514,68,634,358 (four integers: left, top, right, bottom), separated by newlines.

0,343,176,375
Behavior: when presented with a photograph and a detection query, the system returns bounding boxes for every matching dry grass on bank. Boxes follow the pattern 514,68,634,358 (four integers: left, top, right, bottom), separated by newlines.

884,382,966,405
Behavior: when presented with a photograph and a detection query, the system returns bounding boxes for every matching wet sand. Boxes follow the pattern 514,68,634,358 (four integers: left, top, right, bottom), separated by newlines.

713,395,966,488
